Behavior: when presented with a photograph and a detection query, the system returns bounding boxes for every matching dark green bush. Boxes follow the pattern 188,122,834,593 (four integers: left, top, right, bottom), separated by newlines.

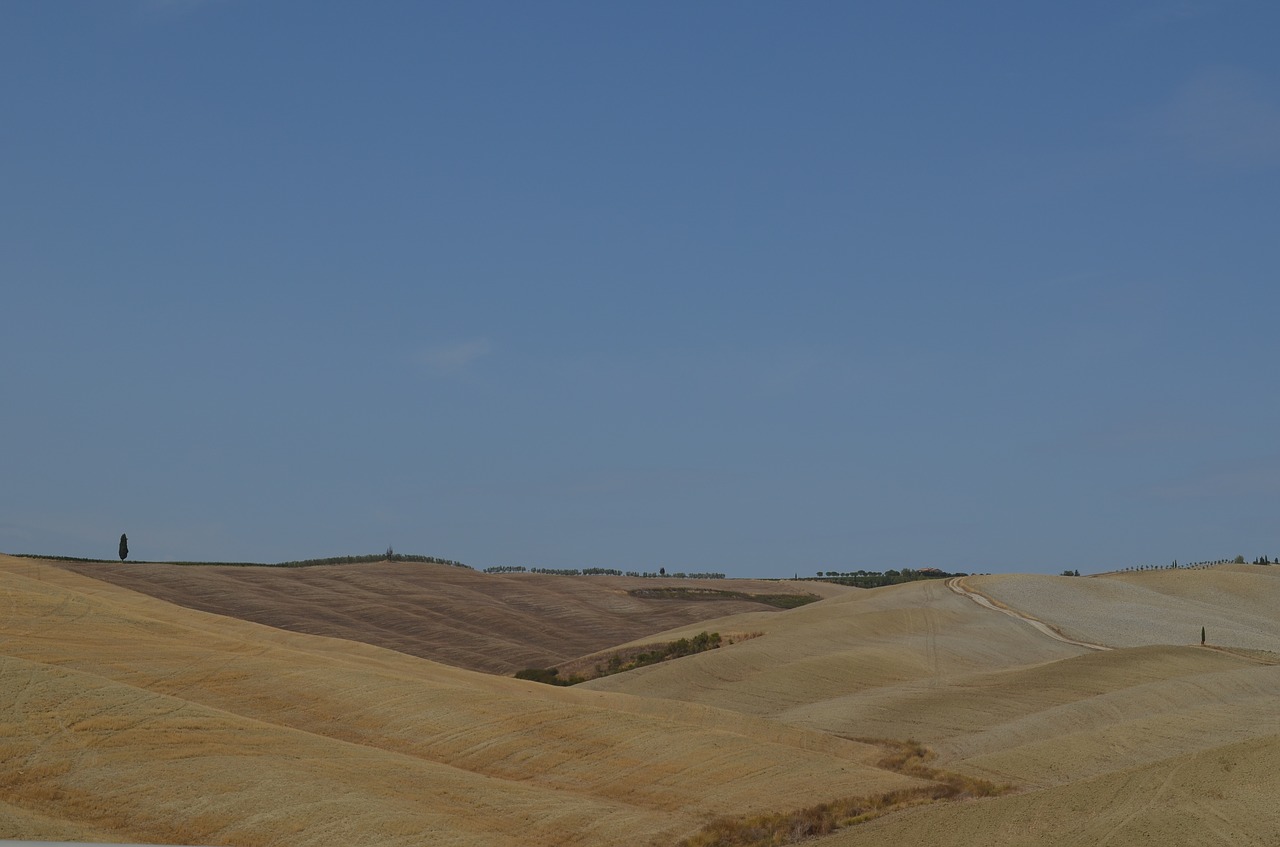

514,667,585,686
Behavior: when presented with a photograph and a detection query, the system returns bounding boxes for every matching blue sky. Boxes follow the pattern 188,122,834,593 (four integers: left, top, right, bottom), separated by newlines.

3,1,1278,575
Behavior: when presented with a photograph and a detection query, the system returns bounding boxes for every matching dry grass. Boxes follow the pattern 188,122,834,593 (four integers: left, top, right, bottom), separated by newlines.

0,794,121,842
823,734,1280,847
583,578,1086,714
582,572,1280,846
6,555,1280,846
676,739,1008,847
0,555,906,847
970,567,1280,652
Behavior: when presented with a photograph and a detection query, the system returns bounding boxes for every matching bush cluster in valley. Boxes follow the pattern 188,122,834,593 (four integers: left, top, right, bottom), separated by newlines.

484,565,726,578
516,631,724,686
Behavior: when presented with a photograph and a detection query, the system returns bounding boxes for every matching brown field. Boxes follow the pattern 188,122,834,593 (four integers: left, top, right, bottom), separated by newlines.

4,554,1279,846
50,559,845,674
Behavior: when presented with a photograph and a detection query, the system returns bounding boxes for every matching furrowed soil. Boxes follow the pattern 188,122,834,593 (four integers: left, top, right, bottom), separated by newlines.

49,559,848,674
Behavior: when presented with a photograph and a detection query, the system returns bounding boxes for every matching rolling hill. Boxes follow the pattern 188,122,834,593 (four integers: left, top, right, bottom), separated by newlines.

0,554,905,846
48,559,846,674
583,569,1280,845
4,554,1278,846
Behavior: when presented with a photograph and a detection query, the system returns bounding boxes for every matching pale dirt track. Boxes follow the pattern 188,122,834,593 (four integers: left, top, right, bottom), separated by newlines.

945,577,1111,650
583,572,1280,845
968,567,1280,653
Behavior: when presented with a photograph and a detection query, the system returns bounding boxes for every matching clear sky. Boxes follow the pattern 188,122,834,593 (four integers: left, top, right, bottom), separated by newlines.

3,1,1278,576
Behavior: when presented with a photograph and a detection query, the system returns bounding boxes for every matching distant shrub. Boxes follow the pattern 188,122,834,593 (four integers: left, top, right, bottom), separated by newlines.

272,553,471,569
513,667,585,686
628,587,819,609
510,566,721,577
810,568,965,588
598,631,721,673
516,631,724,686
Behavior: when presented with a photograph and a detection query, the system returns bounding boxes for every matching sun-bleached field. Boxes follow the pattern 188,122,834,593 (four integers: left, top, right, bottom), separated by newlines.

583,568,1280,845
969,567,1280,652
4,554,1279,846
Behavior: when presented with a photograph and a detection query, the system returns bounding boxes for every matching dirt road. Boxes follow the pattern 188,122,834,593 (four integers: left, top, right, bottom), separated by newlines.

946,577,1110,651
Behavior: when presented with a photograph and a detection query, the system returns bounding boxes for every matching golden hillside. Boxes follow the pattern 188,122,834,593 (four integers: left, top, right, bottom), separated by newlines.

0,554,908,846
5,555,1278,846
583,570,1280,845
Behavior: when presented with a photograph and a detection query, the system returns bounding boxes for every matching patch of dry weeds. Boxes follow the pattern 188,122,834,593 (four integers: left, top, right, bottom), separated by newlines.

676,739,1011,847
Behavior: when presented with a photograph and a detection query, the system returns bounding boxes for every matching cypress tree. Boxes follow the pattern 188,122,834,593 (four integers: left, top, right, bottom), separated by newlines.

119,533,128,562
1201,626,1206,646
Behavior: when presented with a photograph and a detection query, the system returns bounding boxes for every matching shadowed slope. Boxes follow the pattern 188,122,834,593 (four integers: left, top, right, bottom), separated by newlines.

0,555,911,847
49,559,844,674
